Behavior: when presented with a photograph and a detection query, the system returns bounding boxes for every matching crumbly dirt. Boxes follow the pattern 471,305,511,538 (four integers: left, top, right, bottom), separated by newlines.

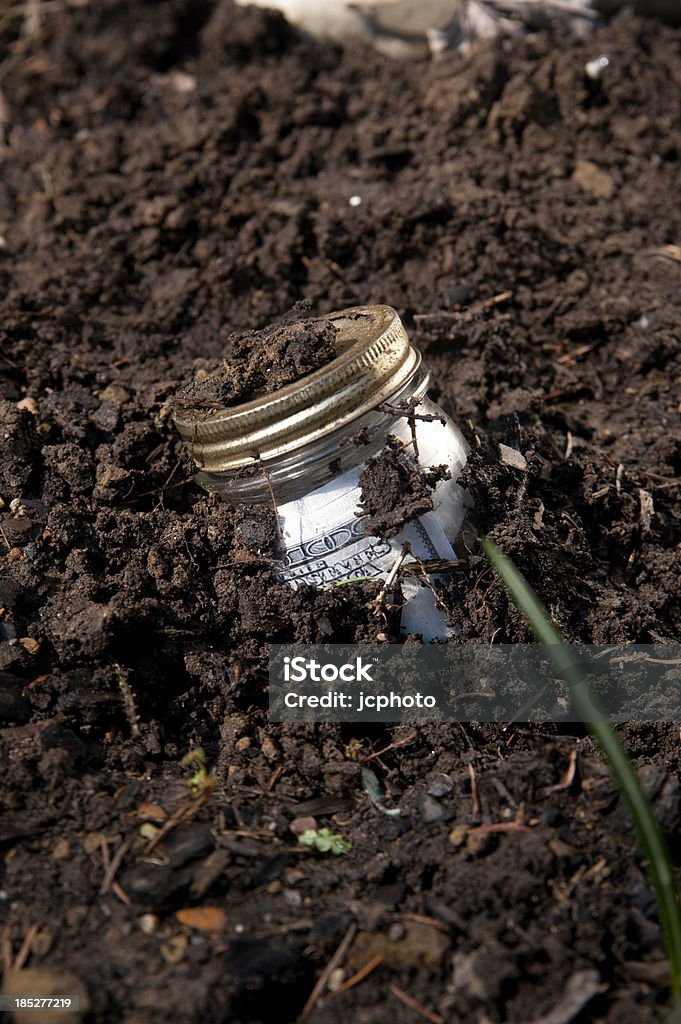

173,312,338,410
1,3,680,1023
358,437,449,539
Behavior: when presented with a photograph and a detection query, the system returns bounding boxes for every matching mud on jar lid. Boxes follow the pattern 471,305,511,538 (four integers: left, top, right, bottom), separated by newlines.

172,304,424,474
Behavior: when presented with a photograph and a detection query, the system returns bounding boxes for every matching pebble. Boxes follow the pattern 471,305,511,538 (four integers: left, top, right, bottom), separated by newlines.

572,159,616,200
426,773,454,797
100,384,130,405
417,792,451,823
163,823,214,868
499,443,528,471
138,914,159,935
448,823,469,847
52,838,71,861
16,397,38,414
120,862,173,904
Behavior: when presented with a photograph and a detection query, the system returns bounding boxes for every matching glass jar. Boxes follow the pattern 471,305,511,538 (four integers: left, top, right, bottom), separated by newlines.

173,305,471,639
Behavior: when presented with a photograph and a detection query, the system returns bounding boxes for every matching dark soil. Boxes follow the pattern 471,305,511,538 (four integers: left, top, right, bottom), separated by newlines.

173,312,337,410
1,3,680,1023
358,437,449,540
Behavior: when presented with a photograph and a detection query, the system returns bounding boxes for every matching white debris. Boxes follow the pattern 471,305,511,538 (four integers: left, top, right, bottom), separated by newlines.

585,53,610,79
349,194,362,207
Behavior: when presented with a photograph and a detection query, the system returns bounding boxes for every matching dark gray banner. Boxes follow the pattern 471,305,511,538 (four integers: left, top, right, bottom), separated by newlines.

269,645,681,723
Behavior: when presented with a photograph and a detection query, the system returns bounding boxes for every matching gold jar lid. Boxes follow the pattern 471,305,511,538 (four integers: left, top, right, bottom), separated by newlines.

173,304,422,472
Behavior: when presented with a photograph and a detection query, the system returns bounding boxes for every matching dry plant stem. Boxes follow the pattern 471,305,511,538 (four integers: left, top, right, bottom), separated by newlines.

388,983,444,1024
329,953,384,997
300,922,357,1020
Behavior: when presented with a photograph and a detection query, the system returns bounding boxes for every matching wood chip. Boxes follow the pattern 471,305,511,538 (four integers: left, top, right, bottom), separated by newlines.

175,906,228,931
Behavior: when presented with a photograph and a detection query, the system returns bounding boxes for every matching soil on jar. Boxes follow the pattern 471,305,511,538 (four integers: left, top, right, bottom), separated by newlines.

173,311,338,410
0,3,680,1023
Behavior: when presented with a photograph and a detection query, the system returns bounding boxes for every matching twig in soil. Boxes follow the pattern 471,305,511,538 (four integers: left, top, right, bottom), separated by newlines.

372,547,409,619
329,953,384,997
388,983,444,1024
360,731,417,764
259,462,285,563
400,912,449,934
400,550,449,616
1,922,38,974
537,749,578,799
100,837,131,896
468,762,481,819
115,663,140,739
300,922,357,1021
412,291,513,323
468,821,534,835
144,793,211,855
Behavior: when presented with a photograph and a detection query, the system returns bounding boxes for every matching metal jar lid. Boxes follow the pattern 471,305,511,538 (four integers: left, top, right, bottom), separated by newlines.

173,304,422,472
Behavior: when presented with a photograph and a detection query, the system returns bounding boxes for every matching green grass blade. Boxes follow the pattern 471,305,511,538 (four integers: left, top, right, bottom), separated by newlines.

482,538,681,1000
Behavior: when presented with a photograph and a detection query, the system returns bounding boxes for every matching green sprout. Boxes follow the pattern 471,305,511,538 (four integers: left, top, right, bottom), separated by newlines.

180,746,215,798
483,538,681,1003
298,828,352,855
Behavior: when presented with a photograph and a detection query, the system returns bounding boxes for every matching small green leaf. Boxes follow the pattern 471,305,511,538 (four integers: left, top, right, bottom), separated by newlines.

297,828,352,855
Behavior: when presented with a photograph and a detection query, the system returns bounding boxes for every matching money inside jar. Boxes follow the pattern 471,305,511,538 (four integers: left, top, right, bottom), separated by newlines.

173,305,471,640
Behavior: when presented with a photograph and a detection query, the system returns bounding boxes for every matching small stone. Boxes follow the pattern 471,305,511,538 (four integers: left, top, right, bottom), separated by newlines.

289,816,317,837
138,914,159,935
16,397,38,414
327,968,346,991
499,444,527,471
283,888,303,907
417,793,451,823
235,736,251,751
53,838,71,860
448,824,469,847
163,823,213,868
572,159,615,200
426,773,453,798
259,734,278,760
93,464,130,502
168,71,197,94
92,401,120,433
120,862,173,904
19,636,40,654
100,384,131,405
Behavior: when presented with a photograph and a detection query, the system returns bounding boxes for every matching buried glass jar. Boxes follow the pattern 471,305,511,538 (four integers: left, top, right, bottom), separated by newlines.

173,305,471,640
